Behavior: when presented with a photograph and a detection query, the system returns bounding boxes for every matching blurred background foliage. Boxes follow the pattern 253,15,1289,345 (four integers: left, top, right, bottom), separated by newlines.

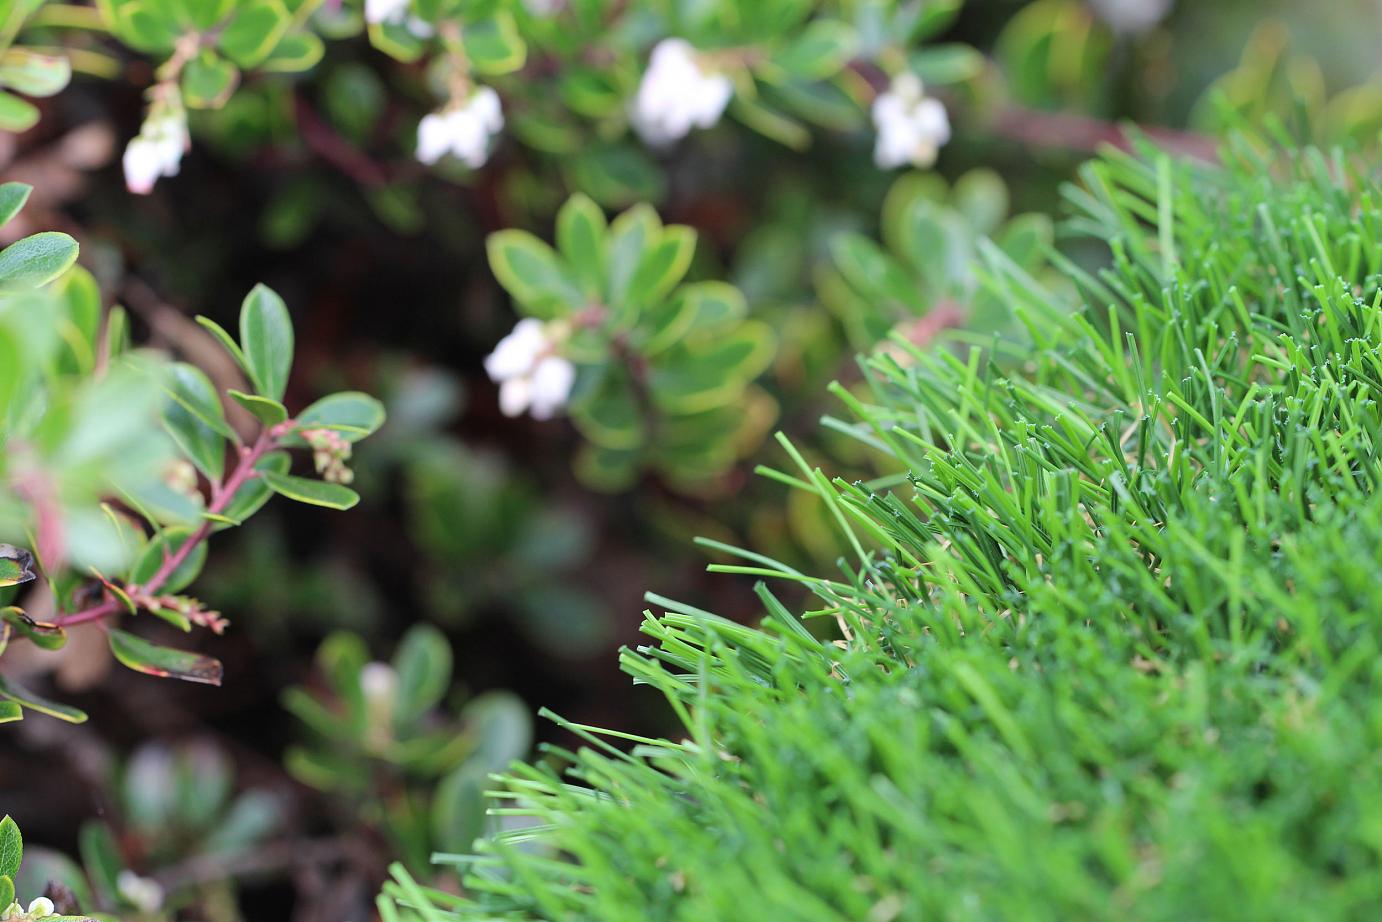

4,0,1382,918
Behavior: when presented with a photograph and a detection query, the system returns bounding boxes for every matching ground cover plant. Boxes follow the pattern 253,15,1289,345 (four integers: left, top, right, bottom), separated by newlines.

382,140,1382,919
7,0,1382,918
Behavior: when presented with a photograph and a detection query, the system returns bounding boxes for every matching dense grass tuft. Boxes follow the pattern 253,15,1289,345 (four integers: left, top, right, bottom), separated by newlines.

383,141,1382,920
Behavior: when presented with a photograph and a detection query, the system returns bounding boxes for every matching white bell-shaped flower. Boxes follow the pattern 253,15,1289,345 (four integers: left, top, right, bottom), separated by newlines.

872,73,951,170
116,872,165,913
1088,0,1173,34
416,86,504,169
631,39,734,146
485,318,577,420
123,107,188,195
365,0,410,25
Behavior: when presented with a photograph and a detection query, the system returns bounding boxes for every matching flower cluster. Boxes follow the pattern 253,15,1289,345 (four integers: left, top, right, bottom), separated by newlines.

416,87,504,168
1,898,54,920
484,318,576,420
631,39,734,146
871,73,951,170
302,428,355,485
123,98,189,195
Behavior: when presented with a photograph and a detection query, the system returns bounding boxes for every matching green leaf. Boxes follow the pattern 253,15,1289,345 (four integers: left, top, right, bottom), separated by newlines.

0,673,88,723
0,608,66,651
431,762,488,853
163,375,227,481
487,230,584,317
129,526,207,593
772,19,856,80
565,143,665,210
165,362,235,438
216,450,289,526
907,0,963,41
217,0,291,67
0,91,39,132
648,321,776,414
77,820,122,903
626,225,697,307
109,1,180,54
464,691,533,772
0,48,71,98
0,232,79,290
391,624,452,725
676,280,747,333
0,815,20,880
0,546,36,588
182,0,236,29
0,701,19,723
0,183,32,228
194,315,249,372
462,11,526,76
261,471,359,510
604,204,659,309
556,194,607,299
368,17,425,62
52,265,102,373
238,284,293,401
181,49,239,109
570,365,644,450
293,391,385,442
227,388,288,425
108,629,223,685
259,30,324,73
729,94,810,150
829,231,926,311
909,43,985,87
0,873,13,907
953,168,1009,236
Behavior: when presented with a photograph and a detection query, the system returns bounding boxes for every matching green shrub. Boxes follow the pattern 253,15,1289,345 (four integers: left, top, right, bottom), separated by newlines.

381,140,1382,919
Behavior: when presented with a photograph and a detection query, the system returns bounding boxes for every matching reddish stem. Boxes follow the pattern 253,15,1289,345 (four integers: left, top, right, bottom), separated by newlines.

990,104,1219,163
52,430,280,629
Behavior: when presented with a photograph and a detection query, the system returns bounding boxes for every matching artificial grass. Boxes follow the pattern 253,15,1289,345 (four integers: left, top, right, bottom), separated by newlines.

382,139,1382,920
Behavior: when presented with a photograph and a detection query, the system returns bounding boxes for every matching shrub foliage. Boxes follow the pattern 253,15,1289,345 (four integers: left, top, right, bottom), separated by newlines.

383,141,1382,919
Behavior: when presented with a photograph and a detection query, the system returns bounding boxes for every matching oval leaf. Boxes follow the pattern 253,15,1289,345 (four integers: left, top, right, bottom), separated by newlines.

0,231,79,290
293,391,385,442
108,629,223,685
238,284,294,401
0,673,88,723
260,471,359,510
0,545,36,588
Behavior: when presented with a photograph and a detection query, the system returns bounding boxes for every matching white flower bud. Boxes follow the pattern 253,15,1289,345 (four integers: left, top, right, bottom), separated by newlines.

1088,0,1173,34
25,897,55,917
528,356,577,420
123,106,188,195
872,73,951,170
631,39,733,146
485,319,576,419
116,871,164,913
360,661,397,702
416,87,504,169
365,0,410,25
